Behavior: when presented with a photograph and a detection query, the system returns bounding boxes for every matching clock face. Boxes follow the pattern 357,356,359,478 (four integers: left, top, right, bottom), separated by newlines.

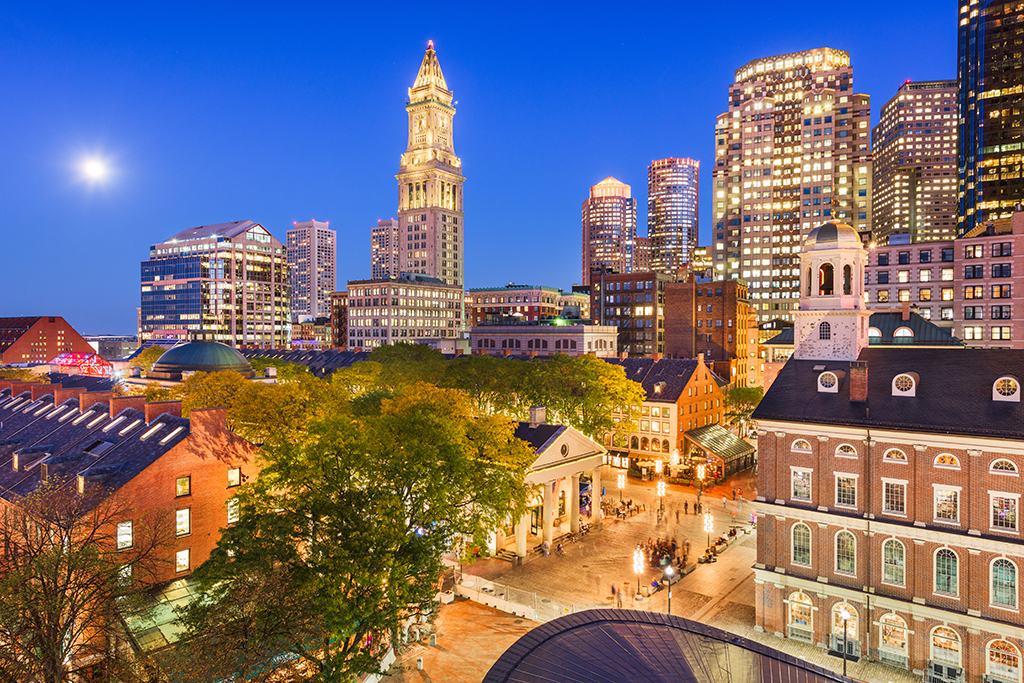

414,115,425,132
438,115,448,132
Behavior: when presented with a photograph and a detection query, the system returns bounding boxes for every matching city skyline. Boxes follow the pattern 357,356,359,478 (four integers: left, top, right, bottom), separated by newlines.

0,2,956,333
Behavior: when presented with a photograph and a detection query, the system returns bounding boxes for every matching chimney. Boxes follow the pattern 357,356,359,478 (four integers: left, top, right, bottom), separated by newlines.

849,361,868,402
9,382,37,398
145,400,182,423
901,301,910,321
652,353,662,362
0,380,16,395
620,352,628,360
30,384,58,400
110,396,146,416
697,352,705,365
79,391,114,413
54,387,87,406
528,406,546,428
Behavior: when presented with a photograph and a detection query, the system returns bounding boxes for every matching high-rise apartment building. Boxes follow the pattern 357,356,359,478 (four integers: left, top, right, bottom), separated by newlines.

286,220,336,322
581,177,637,286
872,80,958,245
140,220,290,349
959,1,1024,235
712,48,872,322
648,158,699,275
589,271,671,357
371,219,401,279
346,273,463,350
396,42,465,287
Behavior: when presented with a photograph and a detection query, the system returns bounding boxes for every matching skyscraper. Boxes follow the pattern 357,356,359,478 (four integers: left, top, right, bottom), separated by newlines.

286,220,336,322
648,157,699,275
140,220,290,348
581,177,637,286
396,41,465,288
712,48,872,322
371,219,400,279
958,1,1024,235
871,80,958,245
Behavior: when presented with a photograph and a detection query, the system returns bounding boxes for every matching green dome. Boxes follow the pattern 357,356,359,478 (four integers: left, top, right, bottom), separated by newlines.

149,342,253,380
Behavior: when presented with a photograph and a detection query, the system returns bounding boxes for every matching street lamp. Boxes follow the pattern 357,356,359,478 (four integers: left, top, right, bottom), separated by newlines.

664,565,674,615
654,458,663,476
839,605,850,678
617,473,625,502
632,545,644,598
670,448,680,467
696,463,706,510
656,479,667,514
703,511,714,550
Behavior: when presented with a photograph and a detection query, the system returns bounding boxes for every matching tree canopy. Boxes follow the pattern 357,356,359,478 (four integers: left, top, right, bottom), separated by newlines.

129,346,167,373
723,385,764,428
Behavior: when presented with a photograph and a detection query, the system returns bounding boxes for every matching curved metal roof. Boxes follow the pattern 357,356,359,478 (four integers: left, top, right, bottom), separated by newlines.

151,342,253,376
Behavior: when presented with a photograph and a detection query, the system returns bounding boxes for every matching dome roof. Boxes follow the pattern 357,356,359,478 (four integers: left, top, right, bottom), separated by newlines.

804,222,861,250
150,342,253,379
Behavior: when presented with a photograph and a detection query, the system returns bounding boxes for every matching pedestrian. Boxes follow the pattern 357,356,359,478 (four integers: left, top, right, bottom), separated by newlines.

611,583,617,599
616,587,623,608
684,501,689,515
676,509,681,523
723,496,727,509
732,488,737,501
738,487,743,500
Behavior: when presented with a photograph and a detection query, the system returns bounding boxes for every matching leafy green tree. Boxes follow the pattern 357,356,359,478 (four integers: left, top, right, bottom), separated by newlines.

439,355,523,416
366,342,446,389
0,367,45,382
129,346,167,373
172,384,533,682
248,358,310,382
723,386,764,430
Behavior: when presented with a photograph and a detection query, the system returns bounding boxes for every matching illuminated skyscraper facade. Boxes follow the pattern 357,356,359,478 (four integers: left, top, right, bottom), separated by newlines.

286,219,336,321
396,42,465,287
648,157,699,275
581,177,637,286
872,80,958,245
371,219,400,279
958,1,1024,235
712,48,872,322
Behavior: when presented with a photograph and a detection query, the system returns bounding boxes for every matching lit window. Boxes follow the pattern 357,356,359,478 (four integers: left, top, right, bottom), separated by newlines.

176,508,191,537
176,476,191,497
892,374,916,395
116,521,133,550
932,626,961,666
791,468,812,501
835,444,857,458
883,448,907,463
175,549,190,573
992,495,1019,532
989,640,1021,681
934,486,959,523
995,377,1021,402
836,475,857,507
934,453,960,469
883,480,906,515
228,467,242,487
791,439,811,452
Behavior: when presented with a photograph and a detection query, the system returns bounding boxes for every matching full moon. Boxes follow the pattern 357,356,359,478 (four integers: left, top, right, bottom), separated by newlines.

82,159,107,180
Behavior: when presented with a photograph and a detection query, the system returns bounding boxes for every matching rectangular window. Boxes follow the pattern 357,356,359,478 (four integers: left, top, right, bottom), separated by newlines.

993,264,1012,278
992,305,1012,320
941,268,954,281
883,481,906,515
941,307,954,321
994,285,1012,298
877,290,890,303
176,508,191,537
919,288,932,301
898,290,911,302
965,286,984,300
116,521,133,550
227,497,240,524
877,253,890,266
176,476,191,497
964,306,984,320
920,250,932,263
992,495,1018,531
228,468,242,488
836,476,857,508
175,549,190,573
919,269,932,282
941,288,954,301
993,242,1013,257
792,468,812,502
965,265,985,279
898,251,910,265
993,326,1013,341
964,326,984,340
877,271,890,284
898,270,910,283
934,487,959,523
965,245,984,259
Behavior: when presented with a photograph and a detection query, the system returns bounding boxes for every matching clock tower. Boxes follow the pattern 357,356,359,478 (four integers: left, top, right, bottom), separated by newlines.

396,41,465,288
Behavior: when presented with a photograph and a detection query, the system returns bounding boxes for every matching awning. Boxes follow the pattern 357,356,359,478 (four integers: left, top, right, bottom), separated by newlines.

684,424,754,464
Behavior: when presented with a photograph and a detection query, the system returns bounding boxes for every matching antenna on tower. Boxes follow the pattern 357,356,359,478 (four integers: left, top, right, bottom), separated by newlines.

427,40,434,49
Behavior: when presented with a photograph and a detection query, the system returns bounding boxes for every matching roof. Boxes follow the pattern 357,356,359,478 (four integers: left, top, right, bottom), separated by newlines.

512,422,564,453
412,42,449,93
602,358,711,403
752,347,1024,439
0,317,41,354
804,221,860,249
764,312,962,347
685,424,755,462
151,342,253,376
482,609,850,683
159,220,261,245
238,348,371,377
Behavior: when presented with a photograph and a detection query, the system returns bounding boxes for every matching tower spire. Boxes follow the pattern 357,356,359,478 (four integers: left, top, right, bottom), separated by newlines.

412,41,449,96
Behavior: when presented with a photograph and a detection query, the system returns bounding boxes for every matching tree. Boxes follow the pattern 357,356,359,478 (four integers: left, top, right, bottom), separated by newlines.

366,343,446,389
0,367,46,382
172,384,534,682
0,480,171,683
248,358,310,383
129,346,167,374
723,386,764,431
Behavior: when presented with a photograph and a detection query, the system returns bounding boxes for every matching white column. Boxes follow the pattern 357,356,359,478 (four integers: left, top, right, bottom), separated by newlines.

570,474,581,533
542,481,554,543
591,465,602,522
515,512,529,558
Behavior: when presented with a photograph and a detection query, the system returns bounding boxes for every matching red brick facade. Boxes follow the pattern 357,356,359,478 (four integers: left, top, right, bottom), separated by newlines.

0,316,95,364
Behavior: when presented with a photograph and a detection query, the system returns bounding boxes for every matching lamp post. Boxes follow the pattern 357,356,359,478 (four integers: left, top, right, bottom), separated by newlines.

632,545,644,598
670,448,680,467
656,479,667,515
664,565,674,615
696,463,706,510
839,606,850,678
617,473,625,502
703,511,714,550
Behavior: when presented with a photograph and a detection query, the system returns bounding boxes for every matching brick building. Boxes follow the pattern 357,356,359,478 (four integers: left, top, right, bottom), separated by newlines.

865,210,1024,348
0,316,95,364
0,383,258,585
589,271,672,357
753,221,1024,683
467,284,589,326
470,319,618,358
346,273,463,350
664,277,759,387
330,291,348,351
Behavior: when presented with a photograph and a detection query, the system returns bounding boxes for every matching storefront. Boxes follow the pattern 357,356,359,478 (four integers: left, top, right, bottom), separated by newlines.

683,424,756,479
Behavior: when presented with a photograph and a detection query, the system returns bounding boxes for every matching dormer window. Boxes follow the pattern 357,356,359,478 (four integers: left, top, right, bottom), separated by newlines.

994,376,1021,403
868,327,881,340
818,371,841,393
892,373,918,397
893,327,914,344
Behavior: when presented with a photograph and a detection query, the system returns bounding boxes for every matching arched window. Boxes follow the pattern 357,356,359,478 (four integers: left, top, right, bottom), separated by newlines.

994,377,1021,403
989,640,1021,683
893,327,914,344
935,453,961,469
819,263,835,296
835,444,857,457
791,439,811,452
935,548,959,596
832,602,857,640
883,539,906,585
843,264,853,295
835,530,856,575
554,340,560,349
992,459,1019,474
788,591,813,643
792,523,811,566
883,448,908,463
819,321,832,340
993,558,1018,608
868,326,882,340
892,373,917,396
931,626,961,666
630,436,639,450
818,371,838,391
879,613,908,666
641,437,649,451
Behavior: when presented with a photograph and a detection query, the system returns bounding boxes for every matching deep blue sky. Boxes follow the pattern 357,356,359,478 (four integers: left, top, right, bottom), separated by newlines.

0,2,956,334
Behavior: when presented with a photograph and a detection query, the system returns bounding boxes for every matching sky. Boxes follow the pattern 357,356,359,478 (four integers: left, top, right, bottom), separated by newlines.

0,1,957,335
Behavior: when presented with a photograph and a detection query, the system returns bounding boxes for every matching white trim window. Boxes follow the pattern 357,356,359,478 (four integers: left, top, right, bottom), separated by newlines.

882,538,906,586
787,591,813,643
791,467,812,502
116,521,133,550
992,558,1018,609
931,626,961,666
835,443,857,458
882,479,907,516
792,523,811,566
934,453,960,469
835,474,857,508
989,640,1022,683
991,493,1020,533
227,497,240,524
934,548,959,597
175,549,190,573
992,459,1020,476
791,439,812,453
933,485,961,524
879,613,908,667
176,508,191,537
835,530,856,575
883,448,908,463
